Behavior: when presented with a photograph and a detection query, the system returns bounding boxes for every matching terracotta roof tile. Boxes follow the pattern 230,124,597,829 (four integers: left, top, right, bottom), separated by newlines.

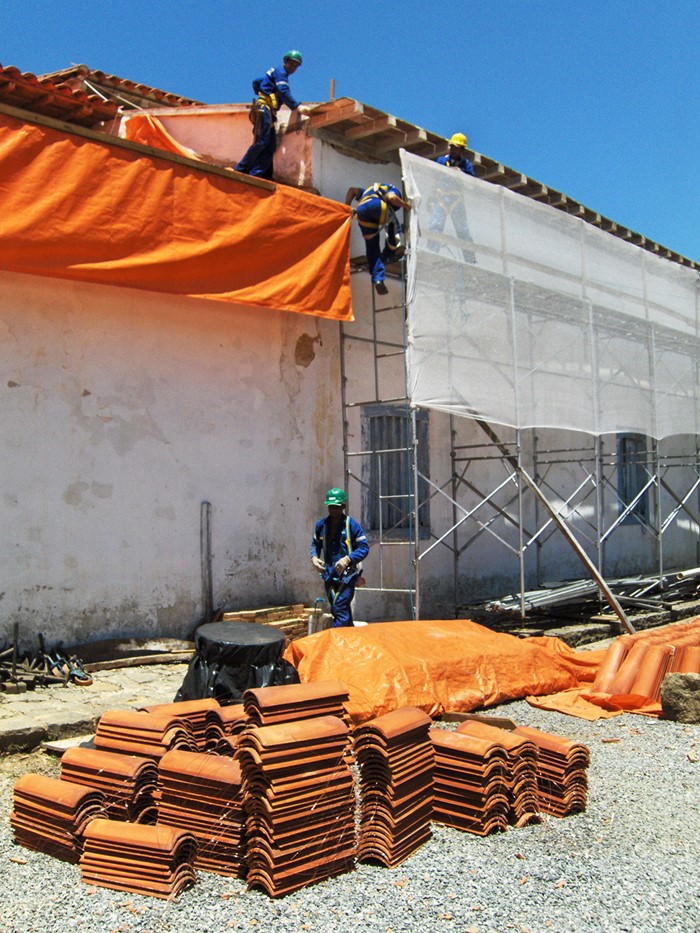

238,716,356,896
80,818,196,898
39,64,203,109
157,749,245,877
0,62,118,126
11,773,105,862
243,681,350,726
94,709,198,759
60,747,157,823
355,708,433,867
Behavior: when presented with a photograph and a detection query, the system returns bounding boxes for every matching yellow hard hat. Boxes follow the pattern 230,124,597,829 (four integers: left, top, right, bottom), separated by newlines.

449,132,468,148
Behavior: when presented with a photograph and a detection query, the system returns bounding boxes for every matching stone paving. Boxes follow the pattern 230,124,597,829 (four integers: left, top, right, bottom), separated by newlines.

0,661,190,753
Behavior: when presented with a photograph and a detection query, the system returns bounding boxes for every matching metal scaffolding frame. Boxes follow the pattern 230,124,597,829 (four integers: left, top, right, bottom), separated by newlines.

341,259,420,618
340,262,700,633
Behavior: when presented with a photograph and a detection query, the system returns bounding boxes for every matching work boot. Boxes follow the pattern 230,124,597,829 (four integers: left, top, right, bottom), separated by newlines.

374,281,388,295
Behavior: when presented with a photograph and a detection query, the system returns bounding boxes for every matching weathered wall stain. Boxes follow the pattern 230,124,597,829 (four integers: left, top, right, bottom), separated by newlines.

294,332,321,368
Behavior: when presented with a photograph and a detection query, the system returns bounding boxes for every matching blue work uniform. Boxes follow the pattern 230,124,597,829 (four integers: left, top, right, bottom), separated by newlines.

436,154,475,176
311,514,369,627
235,65,301,179
355,183,406,285
429,155,476,262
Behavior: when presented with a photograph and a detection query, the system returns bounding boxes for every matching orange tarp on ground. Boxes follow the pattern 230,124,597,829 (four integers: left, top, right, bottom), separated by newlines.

527,617,700,719
0,110,352,319
284,619,604,725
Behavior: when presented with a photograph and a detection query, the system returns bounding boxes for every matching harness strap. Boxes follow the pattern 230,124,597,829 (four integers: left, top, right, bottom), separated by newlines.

257,91,279,113
320,516,354,566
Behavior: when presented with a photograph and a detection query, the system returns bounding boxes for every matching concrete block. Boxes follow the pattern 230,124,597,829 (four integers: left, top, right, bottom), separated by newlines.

0,714,48,753
661,672,700,724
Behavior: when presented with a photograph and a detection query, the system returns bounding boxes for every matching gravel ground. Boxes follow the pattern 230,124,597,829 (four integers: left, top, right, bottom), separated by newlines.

0,701,698,933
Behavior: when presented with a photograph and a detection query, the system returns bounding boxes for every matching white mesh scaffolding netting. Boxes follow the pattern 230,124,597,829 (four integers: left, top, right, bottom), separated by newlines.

401,150,700,440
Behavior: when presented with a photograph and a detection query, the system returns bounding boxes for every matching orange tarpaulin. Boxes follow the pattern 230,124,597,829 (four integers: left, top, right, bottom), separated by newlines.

284,619,603,725
527,617,700,719
122,113,201,161
0,110,352,319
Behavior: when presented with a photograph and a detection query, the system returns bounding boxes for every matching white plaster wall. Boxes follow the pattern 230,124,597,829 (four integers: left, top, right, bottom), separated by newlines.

0,271,343,650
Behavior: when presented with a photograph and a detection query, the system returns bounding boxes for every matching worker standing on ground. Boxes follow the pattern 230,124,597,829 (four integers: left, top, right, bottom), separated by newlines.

235,50,309,179
345,184,411,295
311,488,369,628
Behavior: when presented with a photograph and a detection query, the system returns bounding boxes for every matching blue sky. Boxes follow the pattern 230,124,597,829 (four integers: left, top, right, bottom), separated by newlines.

3,0,699,261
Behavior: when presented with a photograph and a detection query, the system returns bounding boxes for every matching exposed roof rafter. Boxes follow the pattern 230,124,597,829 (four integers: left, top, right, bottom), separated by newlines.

307,97,698,271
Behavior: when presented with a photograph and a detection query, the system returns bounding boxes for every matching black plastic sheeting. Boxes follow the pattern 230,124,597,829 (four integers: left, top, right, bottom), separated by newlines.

175,621,299,704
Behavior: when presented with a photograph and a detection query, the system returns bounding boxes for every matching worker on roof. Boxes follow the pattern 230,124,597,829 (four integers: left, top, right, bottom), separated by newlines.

311,488,369,628
429,131,477,263
235,50,309,180
345,183,411,296
437,132,476,176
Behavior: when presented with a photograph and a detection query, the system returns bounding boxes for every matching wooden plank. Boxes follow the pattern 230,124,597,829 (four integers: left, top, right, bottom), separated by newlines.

440,712,518,730
85,651,193,672
345,114,397,141
374,127,428,152
307,99,364,128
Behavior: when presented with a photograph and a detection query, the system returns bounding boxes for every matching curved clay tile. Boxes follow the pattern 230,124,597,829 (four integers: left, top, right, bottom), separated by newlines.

354,707,432,741
590,635,634,692
606,642,653,695
159,748,242,784
673,645,700,673
240,715,349,749
629,644,673,701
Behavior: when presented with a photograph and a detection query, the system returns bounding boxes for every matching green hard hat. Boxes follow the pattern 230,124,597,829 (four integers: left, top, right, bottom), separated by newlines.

325,487,346,506
284,49,303,64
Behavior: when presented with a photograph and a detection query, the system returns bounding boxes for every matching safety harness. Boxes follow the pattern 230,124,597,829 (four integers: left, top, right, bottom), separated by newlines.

357,184,391,235
320,515,357,609
321,515,353,568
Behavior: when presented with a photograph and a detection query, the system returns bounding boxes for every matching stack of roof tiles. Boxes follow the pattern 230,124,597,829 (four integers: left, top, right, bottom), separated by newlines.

354,707,434,867
513,726,589,817
157,749,246,877
237,715,356,897
204,702,247,754
140,698,222,751
591,622,700,703
79,819,196,898
60,747,158,823
430,728,509,836
243,681,350,726
11,773,105,863
456,720,540,825
94,709,197,760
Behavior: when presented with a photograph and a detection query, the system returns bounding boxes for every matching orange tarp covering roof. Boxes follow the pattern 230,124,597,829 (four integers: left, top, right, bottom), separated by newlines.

122,113,200,161
0,110,353,319
284,619,604,725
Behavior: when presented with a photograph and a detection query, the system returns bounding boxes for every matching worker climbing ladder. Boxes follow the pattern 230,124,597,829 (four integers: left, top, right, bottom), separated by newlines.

340,253,421,619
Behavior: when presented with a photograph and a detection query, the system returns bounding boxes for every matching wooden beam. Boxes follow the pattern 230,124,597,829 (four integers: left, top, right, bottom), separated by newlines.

307,100,364,128
479,163,506,181
345,114,397,140
373,127,428,152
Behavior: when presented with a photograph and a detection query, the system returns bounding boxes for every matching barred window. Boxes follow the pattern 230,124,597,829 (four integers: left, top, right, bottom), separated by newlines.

362,405,430,535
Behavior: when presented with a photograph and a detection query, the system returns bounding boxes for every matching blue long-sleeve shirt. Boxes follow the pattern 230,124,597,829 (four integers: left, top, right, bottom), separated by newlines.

311,514,369,582
253,65,301,112
437,153,476,177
